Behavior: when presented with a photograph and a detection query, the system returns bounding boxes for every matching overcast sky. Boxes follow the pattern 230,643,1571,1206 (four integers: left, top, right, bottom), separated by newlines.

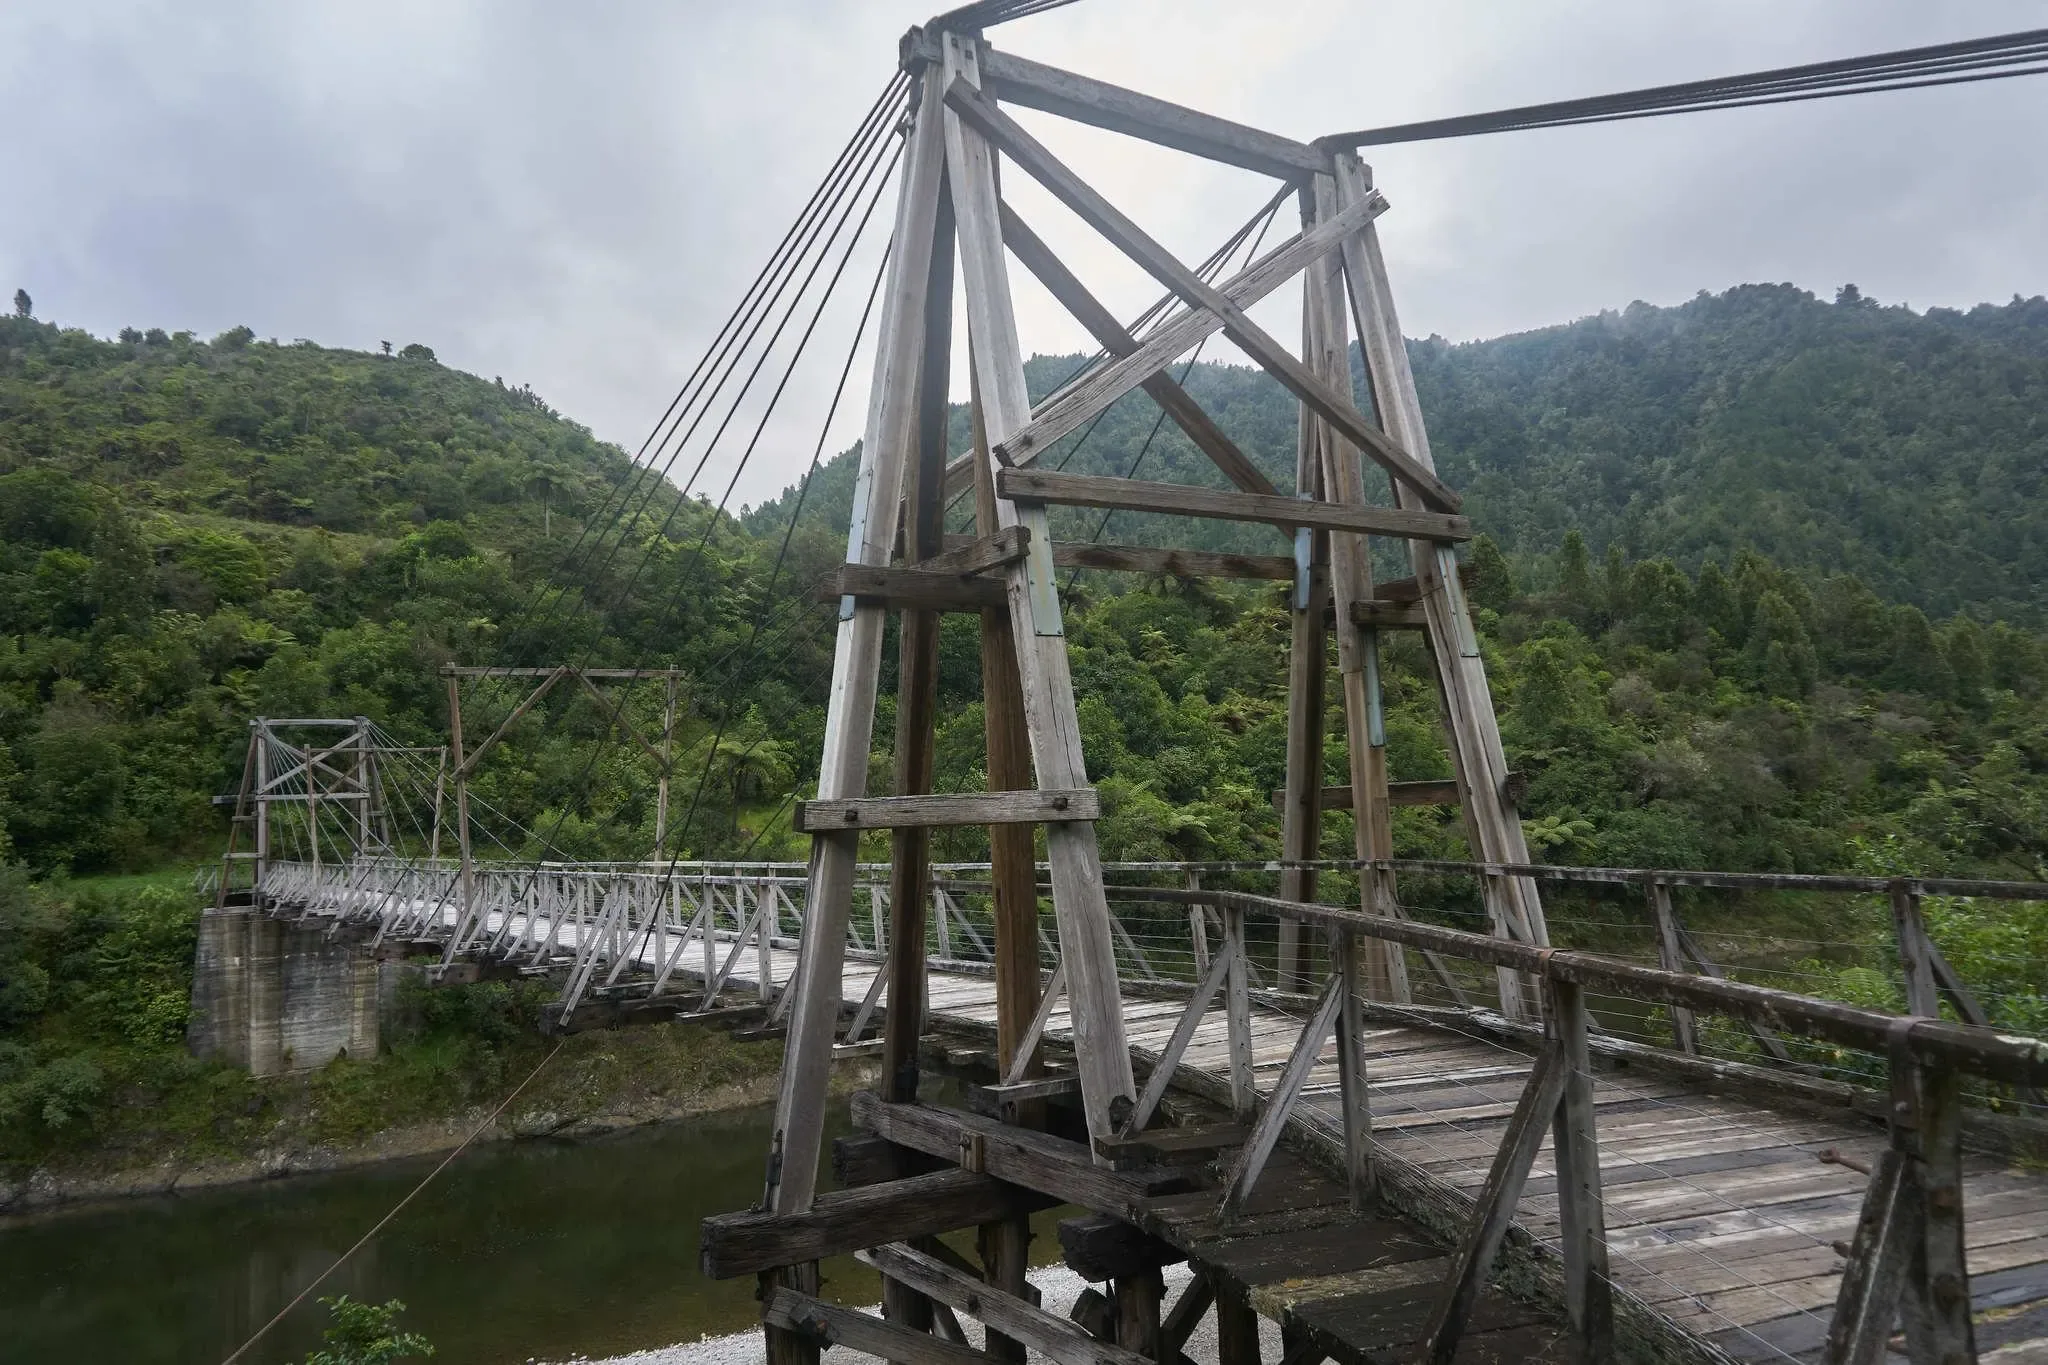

5,0,2045,510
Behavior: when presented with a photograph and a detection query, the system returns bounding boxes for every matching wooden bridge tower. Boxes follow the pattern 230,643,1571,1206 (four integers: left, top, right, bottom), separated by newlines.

760,4,1550,1323
753,18,1553,1363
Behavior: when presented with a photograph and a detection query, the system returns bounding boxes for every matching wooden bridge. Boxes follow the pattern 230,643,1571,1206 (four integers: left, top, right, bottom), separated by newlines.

248,850,2048,1364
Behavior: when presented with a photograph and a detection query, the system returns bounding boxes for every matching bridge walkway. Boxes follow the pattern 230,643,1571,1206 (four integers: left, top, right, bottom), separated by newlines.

257,862,2048,1362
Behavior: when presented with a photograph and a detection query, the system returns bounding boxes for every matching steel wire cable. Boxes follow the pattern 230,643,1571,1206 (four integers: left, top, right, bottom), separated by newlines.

1329,28,2048,147
468,70,910,691
452,123,905,924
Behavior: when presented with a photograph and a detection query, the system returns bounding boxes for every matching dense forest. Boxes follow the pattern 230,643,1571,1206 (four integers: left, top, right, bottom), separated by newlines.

4,284,2047,1163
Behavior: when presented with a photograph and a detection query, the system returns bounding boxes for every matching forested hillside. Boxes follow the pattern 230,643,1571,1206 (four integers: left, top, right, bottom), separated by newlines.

0,314,836,874
753,285,2048,625
4,286,2048,887
5,292,2048,1167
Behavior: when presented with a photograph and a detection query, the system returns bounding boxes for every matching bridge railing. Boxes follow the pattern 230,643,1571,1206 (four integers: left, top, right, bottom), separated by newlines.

1046,875,2048,1365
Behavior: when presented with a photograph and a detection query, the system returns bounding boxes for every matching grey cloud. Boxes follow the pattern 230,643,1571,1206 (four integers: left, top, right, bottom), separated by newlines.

3,0,2044,509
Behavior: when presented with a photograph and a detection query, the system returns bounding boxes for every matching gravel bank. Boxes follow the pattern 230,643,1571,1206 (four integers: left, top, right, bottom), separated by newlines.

533,1263,1283,1365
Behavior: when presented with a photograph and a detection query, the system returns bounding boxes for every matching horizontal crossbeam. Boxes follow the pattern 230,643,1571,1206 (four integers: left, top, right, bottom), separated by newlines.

764,1289,991,1365
943,534,1297,581
904,31,1327,178
997,468,1471,542
794,788,1099,833
915,524,1031,576
945,78,1460,513
700,1167,1047,1277
1270,773,1528,812
816,564,1008,612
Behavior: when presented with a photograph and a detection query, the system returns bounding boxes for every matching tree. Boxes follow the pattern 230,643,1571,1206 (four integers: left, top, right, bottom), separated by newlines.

1557,531,1593,617
1745,590,1817,698
1465,534,1516,610
398,343,436,363
213,324,254,350
380,340,393,356
301,1296,434,1365
11,289,28,318
89,500,154,625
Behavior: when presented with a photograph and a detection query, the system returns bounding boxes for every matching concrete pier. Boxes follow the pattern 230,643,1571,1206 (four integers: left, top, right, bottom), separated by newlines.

188,906,394,1076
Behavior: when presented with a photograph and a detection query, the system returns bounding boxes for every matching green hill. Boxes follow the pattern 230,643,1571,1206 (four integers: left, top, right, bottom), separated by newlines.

749,285,2048,624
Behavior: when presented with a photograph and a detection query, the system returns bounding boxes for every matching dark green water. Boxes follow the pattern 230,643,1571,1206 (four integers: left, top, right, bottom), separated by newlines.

0,1100,884,1365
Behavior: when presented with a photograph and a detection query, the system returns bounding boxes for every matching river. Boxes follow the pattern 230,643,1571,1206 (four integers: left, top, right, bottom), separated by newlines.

1,1097,1035,1365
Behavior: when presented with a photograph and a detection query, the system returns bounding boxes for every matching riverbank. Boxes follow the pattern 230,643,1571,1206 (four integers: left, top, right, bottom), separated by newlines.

0,1019,852,1222
531,1264,1284,1365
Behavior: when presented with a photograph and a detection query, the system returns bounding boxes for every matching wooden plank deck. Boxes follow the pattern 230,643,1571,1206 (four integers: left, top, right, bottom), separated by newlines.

282,886,2048,1362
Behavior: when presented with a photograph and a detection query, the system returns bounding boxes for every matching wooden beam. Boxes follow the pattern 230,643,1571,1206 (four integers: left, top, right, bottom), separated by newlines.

796,789,1099,833
765,55,951,1227
863,1242,1154,1365
702,1168,1045,1277
975,189,1385,482
1348,600,1429,630
945,536,1295,581
999,201,1277,499
819,564,1008,612
918,524,1030,577
943,27,1137,1141
1217,972,1346,1216
945,79,1459,515
1420,1040,1569,1365
1547,979,1612,1359
764,1289,991,1365
997,468,1469,542
904,31,1326,179
1645,881,1697,1056
1268,773,1527,812
1057,1214,1185,1282
1123,938,1235,1135
849,1092,1184,1218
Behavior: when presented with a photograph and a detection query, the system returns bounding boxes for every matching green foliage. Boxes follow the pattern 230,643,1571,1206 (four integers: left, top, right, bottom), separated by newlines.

302,1296,434,1365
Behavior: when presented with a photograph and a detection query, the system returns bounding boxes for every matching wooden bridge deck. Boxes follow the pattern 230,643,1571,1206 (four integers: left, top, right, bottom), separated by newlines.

278,885,2048,1362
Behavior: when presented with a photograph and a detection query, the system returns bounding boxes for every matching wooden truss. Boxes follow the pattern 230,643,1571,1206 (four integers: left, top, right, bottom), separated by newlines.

754,24,1553,1365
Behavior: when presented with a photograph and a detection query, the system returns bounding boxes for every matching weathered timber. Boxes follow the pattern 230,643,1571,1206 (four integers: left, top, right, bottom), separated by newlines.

849,1092,1189,1218
1103,884,2048,1089
1114,1270,1166,1364
763,1289,990,1365
795,789,1099,833
917,524,1031,577
979,538,1297,581
996,469,1469,543
1547,979,1613,1359
1420,1039,1569,1364
943,28,1136,1139
998,202,1277,500
817,564,1008,612
975,190,1385,477
1058,1214,1186,1282
900,33,1328,178
832,1132,913,1188
764,59,950,1224
1348,599,1430,630
1269,773,1527,813
863,1242,1155,1365
945,79,1459,514
701,1167,1045,1277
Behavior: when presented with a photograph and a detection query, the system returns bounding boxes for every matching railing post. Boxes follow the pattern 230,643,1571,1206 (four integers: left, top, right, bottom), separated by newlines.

1333,926,1375,1211
1889,878,1941,1019
1645,877,1698,1055
1222,905,1256,1121
1547,975,1612,1359
1186,870,1210,976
